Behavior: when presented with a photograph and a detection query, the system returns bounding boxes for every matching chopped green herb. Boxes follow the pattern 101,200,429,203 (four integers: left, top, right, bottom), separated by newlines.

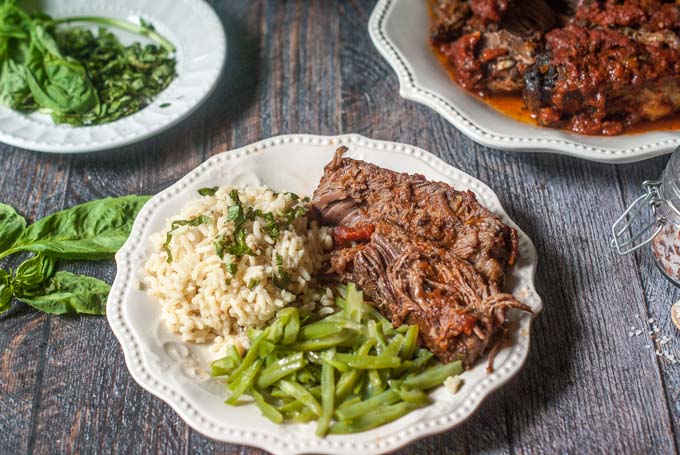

159,102,171,108
273,253,290,289
248,279,260,290
198,187,219,197
213,235,226,258
229,189,241,205
227,229,253,257
227,204,244,224
0,1,178,126
226,261,238,275
163,215,210,263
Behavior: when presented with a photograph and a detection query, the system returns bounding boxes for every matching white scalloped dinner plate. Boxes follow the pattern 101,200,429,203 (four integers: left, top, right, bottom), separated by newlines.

368,0,680,163
109,134,543,455
0,0,225,153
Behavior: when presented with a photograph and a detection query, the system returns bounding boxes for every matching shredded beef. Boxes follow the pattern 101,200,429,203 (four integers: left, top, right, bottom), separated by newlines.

311,147,530,368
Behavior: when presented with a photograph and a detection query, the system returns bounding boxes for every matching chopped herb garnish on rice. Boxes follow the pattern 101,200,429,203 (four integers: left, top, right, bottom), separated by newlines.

144,186,334,352
162,215,211,262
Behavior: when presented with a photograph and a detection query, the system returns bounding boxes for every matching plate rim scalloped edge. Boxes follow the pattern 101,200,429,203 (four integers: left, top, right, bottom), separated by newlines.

367,0,680,164
108,133,543,455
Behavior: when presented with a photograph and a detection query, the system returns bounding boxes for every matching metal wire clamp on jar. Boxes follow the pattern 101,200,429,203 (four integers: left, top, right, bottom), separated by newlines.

611,146,680,288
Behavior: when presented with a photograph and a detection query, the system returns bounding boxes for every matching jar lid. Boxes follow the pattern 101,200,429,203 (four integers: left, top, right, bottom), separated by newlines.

610,179,666,255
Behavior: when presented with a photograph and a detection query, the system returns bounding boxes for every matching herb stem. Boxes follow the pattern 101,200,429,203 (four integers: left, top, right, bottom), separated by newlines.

52,16,176,52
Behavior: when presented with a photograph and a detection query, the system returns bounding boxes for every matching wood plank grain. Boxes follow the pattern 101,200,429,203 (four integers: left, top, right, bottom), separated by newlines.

0,151,71,455
0,0,678,454
473,150,677,454
615,157,680,453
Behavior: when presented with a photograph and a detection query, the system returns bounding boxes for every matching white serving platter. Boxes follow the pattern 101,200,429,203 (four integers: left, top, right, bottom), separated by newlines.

108,134,543,454
368,0,680,163
0,0,225,153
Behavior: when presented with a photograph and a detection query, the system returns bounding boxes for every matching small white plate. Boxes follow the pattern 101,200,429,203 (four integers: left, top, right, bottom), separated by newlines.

109,134,543,455
0,0,225,153
368,0,680,163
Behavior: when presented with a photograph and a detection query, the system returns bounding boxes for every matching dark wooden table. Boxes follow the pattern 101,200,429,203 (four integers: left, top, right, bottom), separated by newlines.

1,1,679,454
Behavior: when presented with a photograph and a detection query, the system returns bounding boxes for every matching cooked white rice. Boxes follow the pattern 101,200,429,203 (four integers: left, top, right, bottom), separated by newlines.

143,186,334,352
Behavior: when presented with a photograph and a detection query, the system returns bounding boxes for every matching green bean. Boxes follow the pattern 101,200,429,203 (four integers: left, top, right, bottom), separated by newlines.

315,352,335,437
301,319,365,340
214,282,465,437
297,369,317,385
251,389,283,424
395,324,409,334
391,359,415,378
281,307,300,344
308,385,322,400
278,380,322,416
334,339,374,400
228,329,267,384
258,340,276,358
276,399,304,413
337,395,362,409
394,387,431,406
293,331,359,351
344,282,363,323
227,344,243,363
210,357,238,377
286,408,317,423
330,390,406,434
270,388,289,399
321,354,349,373
366,369,384,397
334,389,399,421
368,320,387,353
412,348,435,370
363,303,389,324
383,334,404,358
247,327,263,342
334,296,346,309
256,352,307,389
401,325,418,360
403,360,464,390
226,359,262,405
300,321,344,340
304,351,323,365
266,315,288,344
334,353,401,369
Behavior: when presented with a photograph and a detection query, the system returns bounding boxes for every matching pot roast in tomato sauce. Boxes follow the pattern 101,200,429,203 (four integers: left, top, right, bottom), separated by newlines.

429,0,680,135
311,147,531,370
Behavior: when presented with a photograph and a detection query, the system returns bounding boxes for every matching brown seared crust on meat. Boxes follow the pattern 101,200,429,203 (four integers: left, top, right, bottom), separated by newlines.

313,147,528,369
312,146,518,286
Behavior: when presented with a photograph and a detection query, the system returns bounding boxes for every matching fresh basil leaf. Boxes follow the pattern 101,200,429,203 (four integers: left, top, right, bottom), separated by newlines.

198,187,218,197
0,269,12,314
12,253,55,293
0,202,26,253
2,195,150,260
23,25,99,115
17,271,110,315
